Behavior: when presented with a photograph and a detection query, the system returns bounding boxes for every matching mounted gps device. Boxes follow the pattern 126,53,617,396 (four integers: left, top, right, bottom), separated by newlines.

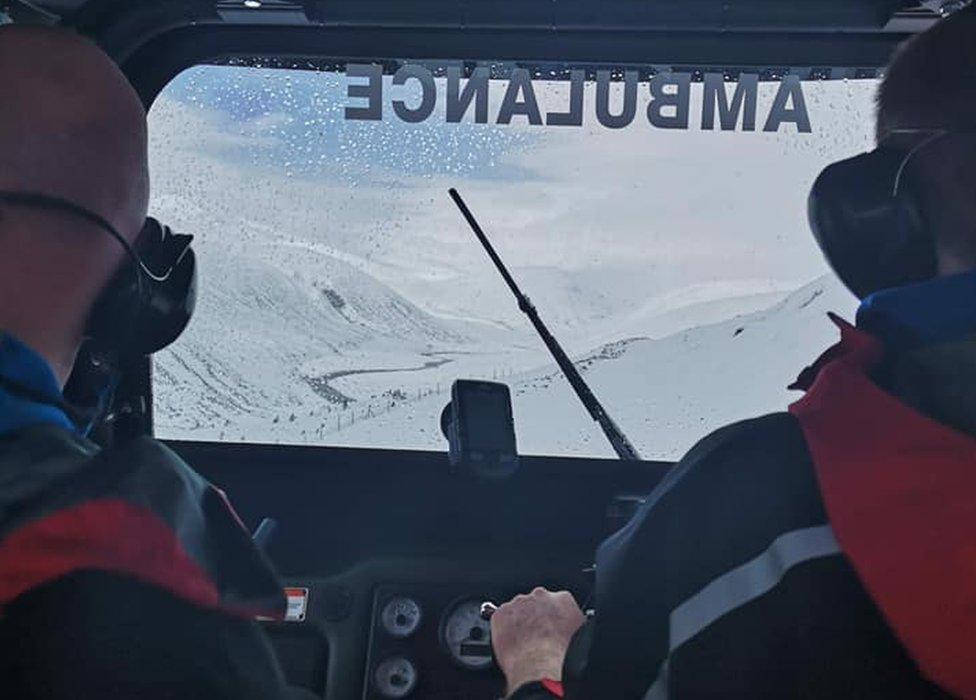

440,380,519,479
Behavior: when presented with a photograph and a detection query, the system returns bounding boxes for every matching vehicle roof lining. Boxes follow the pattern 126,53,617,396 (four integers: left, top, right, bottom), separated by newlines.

31,0,942,32
126,25,913,103
19,0,951,70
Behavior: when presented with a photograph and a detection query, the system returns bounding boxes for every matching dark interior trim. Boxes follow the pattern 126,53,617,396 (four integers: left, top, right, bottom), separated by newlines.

167,437,672,573
164,437,671,477
162,438,674,486
121,24,912,106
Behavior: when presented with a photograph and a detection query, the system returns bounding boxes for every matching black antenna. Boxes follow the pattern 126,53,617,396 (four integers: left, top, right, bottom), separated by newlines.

449,188,642,462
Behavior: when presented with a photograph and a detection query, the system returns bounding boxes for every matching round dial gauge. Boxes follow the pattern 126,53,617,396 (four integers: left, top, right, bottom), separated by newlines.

440,599,494,670
381,597,422,638
373,656,418,699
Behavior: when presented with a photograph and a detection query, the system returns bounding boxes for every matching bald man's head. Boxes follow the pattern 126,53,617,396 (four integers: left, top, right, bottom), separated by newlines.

0,25,150,383
0,25,149,236
876,7,976,274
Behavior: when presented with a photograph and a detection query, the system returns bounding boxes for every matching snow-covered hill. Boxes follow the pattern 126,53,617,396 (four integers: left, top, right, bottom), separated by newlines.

161,266,856,459
155,233,856,457
334,274,856,460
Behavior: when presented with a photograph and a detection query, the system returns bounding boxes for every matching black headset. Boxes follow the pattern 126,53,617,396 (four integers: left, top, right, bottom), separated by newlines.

0,191,197,357
806,131,950,299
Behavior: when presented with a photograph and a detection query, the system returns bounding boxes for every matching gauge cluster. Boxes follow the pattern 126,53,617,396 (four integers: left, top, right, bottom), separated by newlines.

364,585,505,699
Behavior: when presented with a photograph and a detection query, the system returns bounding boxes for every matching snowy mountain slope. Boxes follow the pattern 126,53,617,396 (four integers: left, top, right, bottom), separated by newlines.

154,212,821,448
406,265,796,350
334,274,857,460
153,223,498,437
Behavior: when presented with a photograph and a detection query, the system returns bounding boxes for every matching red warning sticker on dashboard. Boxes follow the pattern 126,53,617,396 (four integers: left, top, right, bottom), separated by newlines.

283,587,308,622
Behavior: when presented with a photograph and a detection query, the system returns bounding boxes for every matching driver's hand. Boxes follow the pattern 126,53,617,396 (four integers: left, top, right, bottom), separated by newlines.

490,587,586,697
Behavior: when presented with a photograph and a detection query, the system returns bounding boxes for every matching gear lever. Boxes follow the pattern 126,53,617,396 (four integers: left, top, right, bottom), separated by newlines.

480,601,498,621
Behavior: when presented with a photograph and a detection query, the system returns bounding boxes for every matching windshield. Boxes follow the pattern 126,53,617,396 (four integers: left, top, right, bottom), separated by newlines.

148,62,876,460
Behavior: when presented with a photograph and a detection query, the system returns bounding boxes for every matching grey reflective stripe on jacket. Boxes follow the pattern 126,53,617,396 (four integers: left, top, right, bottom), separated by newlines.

644,525,841,699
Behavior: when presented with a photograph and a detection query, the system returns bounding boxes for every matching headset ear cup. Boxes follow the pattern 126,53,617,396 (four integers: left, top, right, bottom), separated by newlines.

141,243,196,354
808,148,937,299
85,260,144,355
85,219,197,356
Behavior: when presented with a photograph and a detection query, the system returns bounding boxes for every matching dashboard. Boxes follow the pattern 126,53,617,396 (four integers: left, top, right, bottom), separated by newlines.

261,558,594,700
170,439,668,699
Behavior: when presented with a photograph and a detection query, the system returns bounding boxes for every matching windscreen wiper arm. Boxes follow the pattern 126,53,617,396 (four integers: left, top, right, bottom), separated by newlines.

448,188,642,462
